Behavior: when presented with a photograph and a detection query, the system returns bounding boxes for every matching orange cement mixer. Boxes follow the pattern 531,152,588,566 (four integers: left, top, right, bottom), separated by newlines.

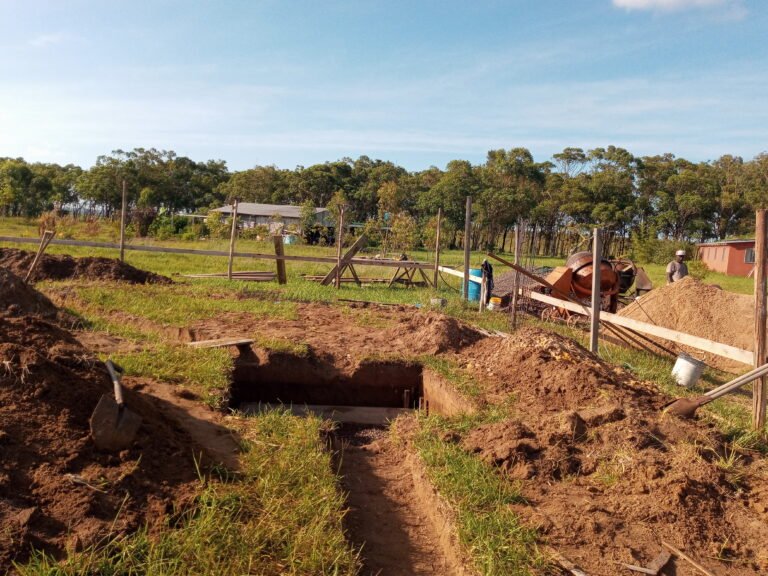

544,251,622,312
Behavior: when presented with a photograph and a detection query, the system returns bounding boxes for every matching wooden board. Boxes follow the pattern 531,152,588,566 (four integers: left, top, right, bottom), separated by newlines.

528,290,753,365
437,265,482,284
0,236,435,269
187,338,254,349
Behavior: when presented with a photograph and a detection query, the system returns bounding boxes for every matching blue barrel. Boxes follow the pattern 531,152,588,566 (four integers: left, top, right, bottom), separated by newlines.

464,268,482,301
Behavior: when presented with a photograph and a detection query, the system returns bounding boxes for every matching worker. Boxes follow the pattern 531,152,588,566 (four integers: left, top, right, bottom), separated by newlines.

666,249,688,284
480,258,494,304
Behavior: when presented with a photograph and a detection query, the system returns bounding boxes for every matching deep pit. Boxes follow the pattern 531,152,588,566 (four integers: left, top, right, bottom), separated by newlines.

230,351,476,423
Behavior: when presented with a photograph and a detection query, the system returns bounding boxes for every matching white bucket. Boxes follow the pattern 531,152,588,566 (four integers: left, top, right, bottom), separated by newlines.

671,353,706,387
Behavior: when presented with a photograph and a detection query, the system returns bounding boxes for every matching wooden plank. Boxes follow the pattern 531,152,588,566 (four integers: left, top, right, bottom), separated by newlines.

437,265,482,284
528,290,753,365
188,337,254,349
0,235,435,268
321,233,367,285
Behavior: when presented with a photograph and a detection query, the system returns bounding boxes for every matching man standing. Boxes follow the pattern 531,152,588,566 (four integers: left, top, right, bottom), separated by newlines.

666,249,688,284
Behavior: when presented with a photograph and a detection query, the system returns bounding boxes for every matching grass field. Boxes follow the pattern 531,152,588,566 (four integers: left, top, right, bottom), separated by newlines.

3,216,763,574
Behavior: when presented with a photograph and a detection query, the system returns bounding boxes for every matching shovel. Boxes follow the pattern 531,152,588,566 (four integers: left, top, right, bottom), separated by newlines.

665,362,768,418
89,360,142,450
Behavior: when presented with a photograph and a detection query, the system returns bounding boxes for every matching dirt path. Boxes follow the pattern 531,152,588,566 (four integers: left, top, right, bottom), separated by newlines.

338,425,457,576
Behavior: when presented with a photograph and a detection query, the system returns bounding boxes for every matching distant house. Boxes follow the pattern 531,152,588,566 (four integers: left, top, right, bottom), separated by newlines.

214,203,332,232
697,239,755,277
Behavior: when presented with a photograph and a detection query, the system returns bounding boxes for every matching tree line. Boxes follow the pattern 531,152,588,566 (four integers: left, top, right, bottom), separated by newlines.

1,146,767,256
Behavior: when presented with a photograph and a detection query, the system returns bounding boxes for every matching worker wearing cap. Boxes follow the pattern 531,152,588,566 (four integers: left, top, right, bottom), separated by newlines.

666,250,688,284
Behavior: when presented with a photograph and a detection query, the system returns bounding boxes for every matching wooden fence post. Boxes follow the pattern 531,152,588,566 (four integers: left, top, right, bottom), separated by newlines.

754,209,767,429
227,200,238,281
119,179,127,262
335,207,345,289
273,235,287,285
510,221,522,329
589,228,602,354
433,207,442,289
463,197,472,300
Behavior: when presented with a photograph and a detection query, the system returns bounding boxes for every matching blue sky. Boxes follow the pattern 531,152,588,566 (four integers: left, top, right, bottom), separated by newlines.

0,0,765,171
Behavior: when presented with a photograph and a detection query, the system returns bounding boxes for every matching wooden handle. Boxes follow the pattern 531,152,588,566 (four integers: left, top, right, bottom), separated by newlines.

105,360,124,407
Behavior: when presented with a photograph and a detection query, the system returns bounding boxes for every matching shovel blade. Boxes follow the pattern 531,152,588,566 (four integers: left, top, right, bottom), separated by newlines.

90,393,142,451
663,395,709,419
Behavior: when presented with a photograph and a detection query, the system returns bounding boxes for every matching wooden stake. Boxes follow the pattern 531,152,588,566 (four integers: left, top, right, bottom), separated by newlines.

273,235,287,285
754,209,767,429
335,206,345,289
660,541,716,576
24,230,55,283
433,207,442,289
463,197,472,300
510,221,522,329
589,228,602,354
119,179,127,262
227,200,238,281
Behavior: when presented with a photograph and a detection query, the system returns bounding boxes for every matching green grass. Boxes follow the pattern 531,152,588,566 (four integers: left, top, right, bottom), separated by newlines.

108,345,233,407
16,409,360,576
255,336,311,357
65,282,298,327
419,355,484,400
411,413,542,575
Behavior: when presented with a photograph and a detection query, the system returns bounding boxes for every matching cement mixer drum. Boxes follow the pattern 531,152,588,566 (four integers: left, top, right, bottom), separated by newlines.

565,251,620,300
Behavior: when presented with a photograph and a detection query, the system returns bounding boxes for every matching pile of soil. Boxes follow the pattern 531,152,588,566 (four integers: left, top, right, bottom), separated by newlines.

619,276,753,372
458,327,768,574
0,247,172,284
0,291,209,570
0,268,60,320
390,313,484,355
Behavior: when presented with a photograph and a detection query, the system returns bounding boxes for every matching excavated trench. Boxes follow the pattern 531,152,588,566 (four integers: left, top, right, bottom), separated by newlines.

230,351,471,575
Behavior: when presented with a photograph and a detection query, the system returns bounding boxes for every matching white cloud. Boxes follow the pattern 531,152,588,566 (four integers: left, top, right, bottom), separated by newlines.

28,33,67,48
613,0,734,11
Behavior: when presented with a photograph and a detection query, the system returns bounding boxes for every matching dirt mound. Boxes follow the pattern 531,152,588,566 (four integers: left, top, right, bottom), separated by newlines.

458,327,768,574
390,313,484,355
0,247,172,284
619,276,753,372
0,268,60,319
463,327,661,409
0,316,207,570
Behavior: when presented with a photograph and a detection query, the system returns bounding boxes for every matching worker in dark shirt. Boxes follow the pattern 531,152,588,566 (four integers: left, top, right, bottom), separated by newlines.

480,259,494,304
666,250,688,284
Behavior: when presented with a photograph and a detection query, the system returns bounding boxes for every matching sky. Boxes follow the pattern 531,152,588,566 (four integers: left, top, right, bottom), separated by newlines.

0,0,766,171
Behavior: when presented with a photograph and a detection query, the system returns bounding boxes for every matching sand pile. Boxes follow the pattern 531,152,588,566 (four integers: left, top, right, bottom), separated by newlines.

456,327,768,574
0,287,203,570
619,276,753,372
0,247,172,284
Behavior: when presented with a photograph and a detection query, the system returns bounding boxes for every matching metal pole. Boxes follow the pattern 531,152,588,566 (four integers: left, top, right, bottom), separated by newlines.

463,196,472,301
119,179,127,262
433,207,442,289
589,228,602,354
335,206,345,289
227,200,238,281
754,209,767,429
